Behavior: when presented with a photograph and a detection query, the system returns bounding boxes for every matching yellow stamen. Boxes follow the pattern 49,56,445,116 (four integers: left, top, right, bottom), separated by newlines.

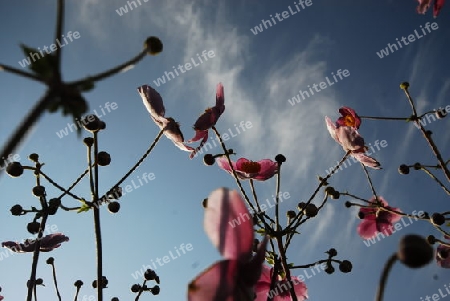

344,115,355,126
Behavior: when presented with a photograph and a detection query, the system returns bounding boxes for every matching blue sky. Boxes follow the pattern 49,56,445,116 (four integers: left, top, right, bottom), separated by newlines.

1,1,450,300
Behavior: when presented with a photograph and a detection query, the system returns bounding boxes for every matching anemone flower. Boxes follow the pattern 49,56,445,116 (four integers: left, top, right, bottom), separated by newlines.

188,188,268,301
187,83,225,159
2,233,69,253
436,236,450,268
216,157,278,181
137,85,194,152
336,107,361,129
357,197,402,240
325,116,380,169
254,265,308,301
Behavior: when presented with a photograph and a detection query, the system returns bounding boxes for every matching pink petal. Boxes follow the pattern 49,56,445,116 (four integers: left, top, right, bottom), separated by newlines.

137,85,166,123
239,236,269,287
292,276,308,301
254,159,278,181
335,126,365,151
357,219,378,239
216,157,235,174
337,106,361,129
204,188,253,260
188,260,238,301
188,130,209,159
351,153,381,169
417,0,432,13
436,245,450,268
215,83,225,116
434,0,445,17
325,117,339,143
160,118,194,153
40,233,69,251
1,241,34,253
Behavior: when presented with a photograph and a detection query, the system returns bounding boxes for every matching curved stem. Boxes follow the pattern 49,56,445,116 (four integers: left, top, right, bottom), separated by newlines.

0,63,45,82
68,49,147,87
375,253,398,301
0,90,53,177
49,261,62,301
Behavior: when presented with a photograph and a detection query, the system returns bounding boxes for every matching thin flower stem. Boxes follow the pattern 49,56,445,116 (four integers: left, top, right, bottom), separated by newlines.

27,166,49,301
73,287,81,301
212,126,271,231
275,163,282,232
249,180,275,224
375,253,398,301
0,90,54,175
275,236,298,301
39,170,84,201
421,165,450,195
50,261,62,301
285,151,350,231
361,164,378,201
99,130,163,200
403,88,450,182
0,63,45,82
57,168,90,200
68,49,147,87
92,131,103,301
359,116,409,121
54,0,64,75
267,257,280,301
134,280,147,301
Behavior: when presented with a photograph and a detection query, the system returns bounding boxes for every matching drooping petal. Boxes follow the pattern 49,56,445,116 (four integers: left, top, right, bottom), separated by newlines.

417,0,432,13
351,153,381,169
215,82,225,116
161,118,194,153
337,107,361,129
137,85,166,124
204,188,253,261
325,117,339,143
433,0,445,17
1,241,34,253
188,130,209,159
188,260,238,301
39,233,69,252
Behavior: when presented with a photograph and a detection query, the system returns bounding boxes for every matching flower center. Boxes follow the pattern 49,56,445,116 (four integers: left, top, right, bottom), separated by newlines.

344,115,355,127
240,162,261,174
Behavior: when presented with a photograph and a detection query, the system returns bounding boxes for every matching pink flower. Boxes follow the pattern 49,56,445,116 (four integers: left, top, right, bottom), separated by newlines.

188,188,268,301
254,265,308,301
187,83,225,159
137,85,194,152
436,236,450,268
216,157,278,181
357,197,402,240
336,107,361,129
325,116,381,169
2,233,69,253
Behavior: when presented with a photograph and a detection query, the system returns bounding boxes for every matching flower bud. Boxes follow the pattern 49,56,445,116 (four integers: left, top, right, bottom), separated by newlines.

274,154,286,164
108,202,120,213
82,114,101,132
286,210,296,219
431,213,445,226
304,204,318,217
144,269,157,281
74,280,84,288
131,284,141,293
97,151,111,166
397,234,433,268
331,191,340,200
46,257,54,264
27,221,40,234
339,260,352,273
144,36,163,55
10,204,23,216
400,82,410,90
413,162,421,170
83,137,94,147
6,162,24,177
151,285,160,295
32,185,46,197
435,108,447,119
327,248,337,257
426,235,436,245
398,164,410,175
325,264,335,274
28,153,39,163
203,154,215,166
